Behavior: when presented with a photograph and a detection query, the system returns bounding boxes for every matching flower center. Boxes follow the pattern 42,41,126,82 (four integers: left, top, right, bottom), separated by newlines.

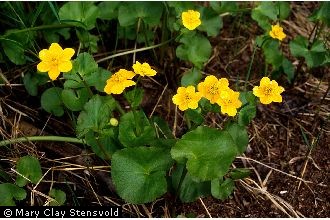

208,85,219,95
263,86,273,96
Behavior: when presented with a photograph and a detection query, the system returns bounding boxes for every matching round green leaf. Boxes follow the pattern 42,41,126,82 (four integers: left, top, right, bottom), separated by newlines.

15,155,42,187
111,147,173,204
97,1,120,20
59,2,99,30
1,39,26,65
176,33,212,69
171,126,238,181
23,72,48,96
49,188,66,206
0,183,27,206
181,68,202,87
198,7,223,37
41,87,64,117
62,88,89,111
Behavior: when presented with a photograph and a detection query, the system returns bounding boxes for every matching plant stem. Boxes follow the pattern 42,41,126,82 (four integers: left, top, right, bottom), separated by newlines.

184,112,191,129
3,24,75,37
175,166,188,201
75,72,93,98
0,136,84,147
114,101,125,115
244,43,257,91
96,38,173,64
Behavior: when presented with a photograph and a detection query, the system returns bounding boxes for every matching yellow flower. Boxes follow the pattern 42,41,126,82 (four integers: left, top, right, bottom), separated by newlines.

172,86,202,111
132,61,157,77
37,43,75,80
104,69,136,95
269,24,286,41
253,77,285,105
216,89,242,117
181,10,201,31
197,75,229,104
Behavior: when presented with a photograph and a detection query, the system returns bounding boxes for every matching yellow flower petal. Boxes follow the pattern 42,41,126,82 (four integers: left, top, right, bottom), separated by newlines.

49,43,63,54
48,68,61,81
62,48,75,60
39,49,49,61
260,77,271,86
37,61,50,72
58,61,72,72
259,96,272,105
272,95,282,103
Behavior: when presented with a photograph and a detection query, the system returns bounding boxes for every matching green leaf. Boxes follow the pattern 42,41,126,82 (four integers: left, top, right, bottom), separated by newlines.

0,183,27,206
124,88,144,109
210,2,238,14
229,168,251,180
64,52,99,89
97,1,120,20
76,30,99,53
118,111,156,148
181,68,202,87
171,164,210,203
282,58,295,83
85,130,122,160
1,39,26,65
41,87,64,117
185,109,204,126
200,98,221,113
224,122,249,154
309,2,330,26
61,88,89,111
167,2,195,15
171,126,237,181
150,116,175,139
118,2,163,27
49,189,66,206
76,95,116,138
256,2,278,21
111,146,173,204
198,7,223,37
85,68,111,92
290,36,327,68
211,178,235,200
23,72,49,96
278,2,291,20
251,9,271,31
16,155,42,187
59,2,99,30
263,39,283,68
176,33,212,69
238,92,257,126
289,36,309,57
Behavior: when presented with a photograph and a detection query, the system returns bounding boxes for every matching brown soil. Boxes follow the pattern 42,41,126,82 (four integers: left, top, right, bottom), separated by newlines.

0,1,329,218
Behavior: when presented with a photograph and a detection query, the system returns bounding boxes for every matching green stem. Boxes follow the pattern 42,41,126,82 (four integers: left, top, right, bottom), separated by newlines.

184,112,191,130
244,44,257,91
175,166,188,201
114,101,125,115
3,24,75,37
0,136,84,147
75,73,93,98
96,38,173,64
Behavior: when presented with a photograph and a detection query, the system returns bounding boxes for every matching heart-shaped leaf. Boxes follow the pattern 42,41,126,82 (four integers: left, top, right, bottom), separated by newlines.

49,188,66,206
41,87,64,117
181,68,202,87
211,178,235,200
224,122,249,154
62,88,89,111
111,146,173,204
171,126,238,181
198,7,223,37
16,155,42,187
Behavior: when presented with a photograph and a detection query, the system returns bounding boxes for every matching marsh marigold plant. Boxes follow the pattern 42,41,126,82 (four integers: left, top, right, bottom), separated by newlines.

269,24,286,41
181,10,201,31
132,61,157,77
37,43,75,80
197,75,229,104
253,77,285,104
172,86,202,111
104,69,136,95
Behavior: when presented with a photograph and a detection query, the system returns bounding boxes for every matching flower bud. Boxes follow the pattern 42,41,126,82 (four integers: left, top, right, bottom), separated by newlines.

109,118,119,126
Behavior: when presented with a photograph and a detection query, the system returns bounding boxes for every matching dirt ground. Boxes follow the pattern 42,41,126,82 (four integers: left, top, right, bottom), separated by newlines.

0,2,329,218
